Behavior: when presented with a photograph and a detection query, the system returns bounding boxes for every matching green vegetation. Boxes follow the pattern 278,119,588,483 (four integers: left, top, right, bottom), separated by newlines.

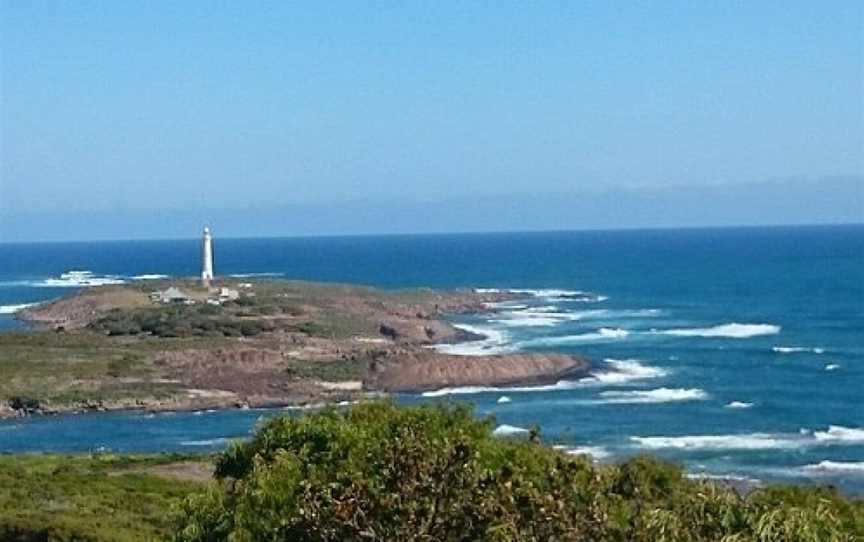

0,454,208,541
90,305,274,338
175,402,863,541
0,332,186,409
284,358,366,381
0,404,860,541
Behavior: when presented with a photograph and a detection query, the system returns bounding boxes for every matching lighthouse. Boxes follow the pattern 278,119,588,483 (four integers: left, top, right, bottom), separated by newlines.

201,227,214,286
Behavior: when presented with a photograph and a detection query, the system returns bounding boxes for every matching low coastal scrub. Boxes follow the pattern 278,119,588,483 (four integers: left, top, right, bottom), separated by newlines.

90,306,272,338
0,454,207,541
175,402,863,541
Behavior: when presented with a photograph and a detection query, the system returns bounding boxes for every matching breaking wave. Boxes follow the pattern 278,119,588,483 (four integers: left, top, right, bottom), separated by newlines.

519,328,630,347
421,380,585,397
492,424,530,437
563,445,611,460
131,274,170,280
632,425,864,451
180,437,230,447
825,364,840,371
34,270,126,288
655,323,780,338
584,359,668,384
773,346,825,354
813,425,864,443
725,401,754,409
0,303,37,314
595,388,707,404
801,461,864,474
431,324,516,356
476,288,607,303
228,272,283,278
421,358,665,397
631,433,804,451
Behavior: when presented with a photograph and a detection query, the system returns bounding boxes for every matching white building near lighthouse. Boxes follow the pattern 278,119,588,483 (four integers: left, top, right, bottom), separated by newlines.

201,227,214,286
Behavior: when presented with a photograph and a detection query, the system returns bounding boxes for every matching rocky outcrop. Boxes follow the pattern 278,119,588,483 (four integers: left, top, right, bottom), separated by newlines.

366,352,589,392
17,287,150,329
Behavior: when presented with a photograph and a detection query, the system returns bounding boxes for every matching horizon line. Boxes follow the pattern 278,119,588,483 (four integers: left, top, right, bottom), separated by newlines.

2,221,862,246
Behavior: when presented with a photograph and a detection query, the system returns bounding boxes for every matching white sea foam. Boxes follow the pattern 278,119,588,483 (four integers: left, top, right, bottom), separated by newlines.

431,323,516,356
519,327,631,347
485,302,529,310
36,270,126,288
0,302,37,314
564,445,611,460
825,364,840,371
801,461,864,474
494,307,662,329
633,425,864,452
813,425,864,443
655,323,780,338
479,288,608,303
490,315,564,327
596,388,707,404
508,288,586,298
132,274,169,280
587,359,667,384
422,380,584,397
497,396,511,403
421,358,664,397
725,401,754,409
228,272,283,278
492,424,530,437
773,346,825,354
180,437,230,447
632,433,804,451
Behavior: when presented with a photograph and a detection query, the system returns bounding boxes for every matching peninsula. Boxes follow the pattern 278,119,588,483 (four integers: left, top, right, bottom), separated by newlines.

3,279,589,416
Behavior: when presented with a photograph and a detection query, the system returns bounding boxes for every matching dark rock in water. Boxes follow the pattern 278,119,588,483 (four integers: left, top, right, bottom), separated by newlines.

8,396,42,415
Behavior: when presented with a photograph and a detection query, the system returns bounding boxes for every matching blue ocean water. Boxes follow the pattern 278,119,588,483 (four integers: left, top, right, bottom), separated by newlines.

1,225,862,493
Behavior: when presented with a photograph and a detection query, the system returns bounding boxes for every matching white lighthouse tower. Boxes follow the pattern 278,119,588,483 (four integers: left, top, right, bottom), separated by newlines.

201,227,214,286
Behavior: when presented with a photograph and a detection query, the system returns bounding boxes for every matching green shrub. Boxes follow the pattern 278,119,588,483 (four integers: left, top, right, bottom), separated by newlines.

173,402,863,541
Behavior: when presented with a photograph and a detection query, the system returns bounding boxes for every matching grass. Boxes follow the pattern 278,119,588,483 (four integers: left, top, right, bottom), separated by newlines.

0,454,210,541
285,358,367,381
0,332,191,410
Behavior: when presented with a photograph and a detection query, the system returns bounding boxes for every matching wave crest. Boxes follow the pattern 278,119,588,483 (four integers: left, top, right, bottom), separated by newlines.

656,323,780,338
492,424,530,437
813,425,864,443
0,303,37,314
36,270,126,288
802,461,864,474
596,388,707,404
431,324,515,356
773,346,825,354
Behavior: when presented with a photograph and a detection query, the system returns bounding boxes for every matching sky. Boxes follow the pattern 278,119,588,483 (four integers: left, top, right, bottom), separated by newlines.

1,1,862,242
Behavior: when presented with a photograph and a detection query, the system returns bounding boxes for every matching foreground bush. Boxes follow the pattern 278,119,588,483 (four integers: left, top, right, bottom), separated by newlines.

174,402,862,541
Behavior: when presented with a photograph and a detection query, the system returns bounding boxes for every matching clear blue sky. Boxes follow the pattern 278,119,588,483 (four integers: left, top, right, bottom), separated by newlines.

1,1,862,241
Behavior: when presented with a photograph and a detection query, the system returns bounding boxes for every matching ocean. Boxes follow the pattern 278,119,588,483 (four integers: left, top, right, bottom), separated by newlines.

1,225,862,493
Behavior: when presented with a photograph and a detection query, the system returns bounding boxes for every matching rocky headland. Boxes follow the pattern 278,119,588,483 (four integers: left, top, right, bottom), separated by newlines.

3,279,589,417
